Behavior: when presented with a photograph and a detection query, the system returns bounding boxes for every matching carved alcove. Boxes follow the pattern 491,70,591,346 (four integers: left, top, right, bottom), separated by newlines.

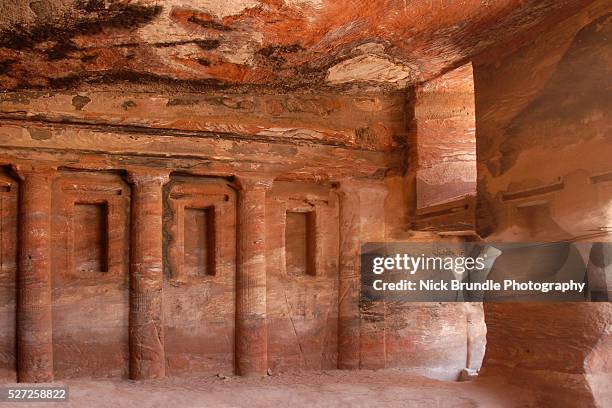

51,171,130,379
266,181,339,371
0,169,18,381
163,176,236,375
283,200,322,278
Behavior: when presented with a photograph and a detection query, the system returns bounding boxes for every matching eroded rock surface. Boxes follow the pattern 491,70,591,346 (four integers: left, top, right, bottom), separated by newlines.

0,0,596,91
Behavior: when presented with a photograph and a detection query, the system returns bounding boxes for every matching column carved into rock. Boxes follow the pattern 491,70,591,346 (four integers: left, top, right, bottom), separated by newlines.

126,169,170,380
14,164,57,383
235,175,273,376
336,181,362,370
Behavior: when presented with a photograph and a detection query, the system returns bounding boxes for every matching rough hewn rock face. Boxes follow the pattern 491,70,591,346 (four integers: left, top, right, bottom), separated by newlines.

482,303,612,407
0,91,406,181
0,0,596,91
474,0,611,241
473,0,612,406
0,91,407,153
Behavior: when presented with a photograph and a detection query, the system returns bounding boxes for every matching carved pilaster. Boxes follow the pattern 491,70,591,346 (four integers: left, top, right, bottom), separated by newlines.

335,181,361,370
336,179,389,370
14,164,57,383
126,168,170,380
234,175,273,376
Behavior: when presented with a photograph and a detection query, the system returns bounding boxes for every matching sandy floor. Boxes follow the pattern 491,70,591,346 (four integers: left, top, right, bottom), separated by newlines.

0,370,536,408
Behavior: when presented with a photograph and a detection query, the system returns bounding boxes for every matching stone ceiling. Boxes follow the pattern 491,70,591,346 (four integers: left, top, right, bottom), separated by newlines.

0,0,594,92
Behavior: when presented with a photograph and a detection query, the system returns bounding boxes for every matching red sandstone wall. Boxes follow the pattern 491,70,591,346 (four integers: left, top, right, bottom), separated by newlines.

412,64,476,209
0,91,406,154
376,231,486,380
163,176,237,376
0,162,485,382
473,1,612,406
266,181,339,371
51,172,130,379
0,84,483,381
474,3,611,241
0,170,17,381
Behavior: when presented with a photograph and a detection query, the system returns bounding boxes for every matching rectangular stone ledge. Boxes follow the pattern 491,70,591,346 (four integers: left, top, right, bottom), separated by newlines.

501,180,565,201
412,195,476,231
590,171,612,184
0,90,408,152
0,124,402,181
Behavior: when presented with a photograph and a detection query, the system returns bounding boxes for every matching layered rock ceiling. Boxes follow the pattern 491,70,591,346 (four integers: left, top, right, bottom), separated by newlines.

0,2,610,407
0,0,595,91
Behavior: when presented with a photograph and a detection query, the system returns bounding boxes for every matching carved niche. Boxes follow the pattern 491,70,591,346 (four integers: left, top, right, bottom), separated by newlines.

51,171,130,379
162,176,237,375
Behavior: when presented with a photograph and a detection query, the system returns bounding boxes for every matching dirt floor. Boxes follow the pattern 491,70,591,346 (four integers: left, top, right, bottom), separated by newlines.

0,370,537,408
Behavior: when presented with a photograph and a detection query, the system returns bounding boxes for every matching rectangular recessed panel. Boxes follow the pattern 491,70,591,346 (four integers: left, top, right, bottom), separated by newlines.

285,211,315,276
184,207,215,276
74,202,108,273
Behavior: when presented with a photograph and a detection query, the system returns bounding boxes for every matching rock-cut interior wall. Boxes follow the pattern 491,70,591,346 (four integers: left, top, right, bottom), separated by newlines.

473,1,612,406
266,181,340,371
0,170,345,379
0,84,484,381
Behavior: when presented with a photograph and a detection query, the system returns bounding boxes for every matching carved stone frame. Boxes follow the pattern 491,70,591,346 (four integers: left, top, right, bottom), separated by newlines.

56,174,129,281
165,179,235,283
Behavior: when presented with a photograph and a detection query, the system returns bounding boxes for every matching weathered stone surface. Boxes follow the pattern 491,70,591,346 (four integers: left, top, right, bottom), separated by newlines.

474,0,611,241
412,63,476,210
127,168,169,380
482,303,612,407
0,169,18,382
266,181,339,371
163,176,236,376
473,1,612,406
0,0,595,91
0,91,405,180
0,91,406,152
376,232,487,381
336,182,361,370
0,2,608,406
235,175,272,376
51,171,130,379
14,164,56,383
